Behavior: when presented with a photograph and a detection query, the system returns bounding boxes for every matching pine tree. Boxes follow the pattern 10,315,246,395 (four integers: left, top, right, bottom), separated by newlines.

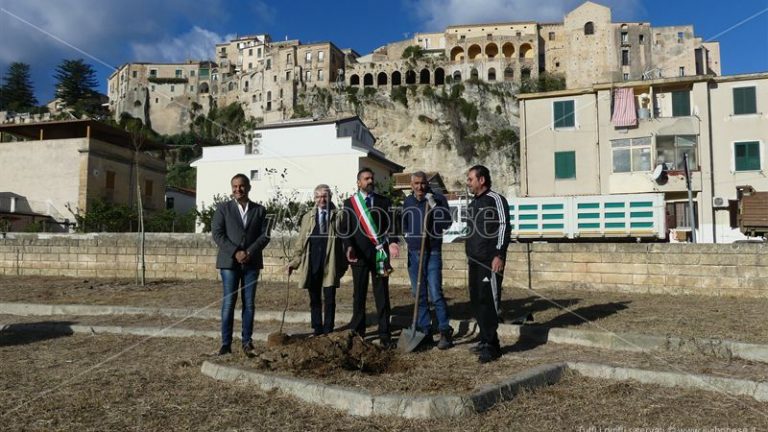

0,62,38,112
53,59,100,115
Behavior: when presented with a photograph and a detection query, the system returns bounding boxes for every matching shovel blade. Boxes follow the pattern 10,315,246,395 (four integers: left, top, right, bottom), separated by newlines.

397,326,427,353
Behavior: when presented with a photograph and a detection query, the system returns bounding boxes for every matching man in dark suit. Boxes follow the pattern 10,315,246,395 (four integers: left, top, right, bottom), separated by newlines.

341,167,400,348
212,173,270,356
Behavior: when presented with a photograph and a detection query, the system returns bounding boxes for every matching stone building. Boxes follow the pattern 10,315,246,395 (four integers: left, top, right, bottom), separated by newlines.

107,1,719,134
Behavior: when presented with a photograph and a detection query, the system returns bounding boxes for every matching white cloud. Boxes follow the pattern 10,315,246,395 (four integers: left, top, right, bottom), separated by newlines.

408,0,644,31
131,26,233,63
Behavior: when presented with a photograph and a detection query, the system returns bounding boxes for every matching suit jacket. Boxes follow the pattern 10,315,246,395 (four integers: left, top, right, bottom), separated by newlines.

341,192,397,267
288,204,347,289
212,199,270,270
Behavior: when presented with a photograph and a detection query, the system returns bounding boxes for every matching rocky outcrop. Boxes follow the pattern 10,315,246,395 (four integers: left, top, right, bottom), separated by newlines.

298,81,521,197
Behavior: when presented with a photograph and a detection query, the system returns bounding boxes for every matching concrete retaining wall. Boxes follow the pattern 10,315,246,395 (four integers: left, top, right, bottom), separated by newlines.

1,233,767,297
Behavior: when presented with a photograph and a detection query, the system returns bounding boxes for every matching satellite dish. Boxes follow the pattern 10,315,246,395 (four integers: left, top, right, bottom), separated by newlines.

651,164,668,184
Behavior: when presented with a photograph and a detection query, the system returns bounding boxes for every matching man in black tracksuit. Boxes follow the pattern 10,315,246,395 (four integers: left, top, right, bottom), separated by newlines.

465,165,510,363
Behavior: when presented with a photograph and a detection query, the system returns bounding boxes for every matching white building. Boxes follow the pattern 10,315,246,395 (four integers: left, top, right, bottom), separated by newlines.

191,116,403,231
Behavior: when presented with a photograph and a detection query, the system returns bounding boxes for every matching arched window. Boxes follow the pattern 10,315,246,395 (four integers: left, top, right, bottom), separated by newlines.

377,72,388,86
391,71,402,86
488,68,496,81
504,66,514,81
450,46,464,62
199,82,209,94
434,68,445,85
470,68,479,81
453,71,462,82
405,70,416,85
485,43,498,59
502,43,515,58
419,69,430,84
519,43,534,59
350,74,360,86
363,73,373,86
584,22,594,35
468,44,481,60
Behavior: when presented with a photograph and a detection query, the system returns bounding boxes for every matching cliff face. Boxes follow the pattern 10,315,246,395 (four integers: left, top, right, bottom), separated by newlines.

298,81,521,197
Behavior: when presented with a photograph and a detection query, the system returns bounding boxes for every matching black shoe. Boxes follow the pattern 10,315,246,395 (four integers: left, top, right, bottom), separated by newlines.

437,327,454,350
469,342,487,354
242,342,255,358
478,345,502,364
218,345,232,356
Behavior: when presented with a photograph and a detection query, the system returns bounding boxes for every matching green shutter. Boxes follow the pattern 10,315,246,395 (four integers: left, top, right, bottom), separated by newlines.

553,100,575,128
672,91,690,117
555,151,576,179
735,141,761,171
733,87,757,115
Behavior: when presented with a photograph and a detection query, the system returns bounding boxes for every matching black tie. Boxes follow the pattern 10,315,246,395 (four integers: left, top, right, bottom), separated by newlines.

364,195,371,209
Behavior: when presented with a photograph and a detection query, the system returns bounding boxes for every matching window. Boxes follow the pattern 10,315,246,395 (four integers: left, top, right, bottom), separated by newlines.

317,69,324,81
266,101,271,111
548,32,555,41
553,100,575,128
657,135,697,170
257,47,262,57
248,62,252,69
266,59,271,70
150,85,155,92
666,202,698,229
279,89,283,98
144,180,153,197
305,52,312,63
250,169,260,181
287,53,292,64
554,151,576,179
733,87,757,115
305,70,311,82
248,48,253,55
679,67,685,77
460,35,466,41
621,32,628,44
584,22,594,35
611,136,652,173
734,141,761,171
170,85,175,93
106,171,116,189
155,98,158,103
190,70,195,77
677,31,684,42
190,85,194,92
286,71,291,81
671,91,690,117
515,31,521,38
639,34,645,44
132,70,137,78
622,49,630,66
623,73,629,81
149,69,157,78
175,69,182,78
318,51,324,62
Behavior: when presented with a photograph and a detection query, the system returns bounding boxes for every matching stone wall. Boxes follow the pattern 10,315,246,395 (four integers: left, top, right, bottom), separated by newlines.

1,233,766,298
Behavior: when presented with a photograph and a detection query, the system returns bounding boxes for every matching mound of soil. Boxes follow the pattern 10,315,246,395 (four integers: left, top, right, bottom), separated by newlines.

249,331,396,376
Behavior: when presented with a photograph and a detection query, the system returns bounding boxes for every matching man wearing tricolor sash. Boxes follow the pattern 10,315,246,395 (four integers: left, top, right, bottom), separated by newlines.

340,167,400,348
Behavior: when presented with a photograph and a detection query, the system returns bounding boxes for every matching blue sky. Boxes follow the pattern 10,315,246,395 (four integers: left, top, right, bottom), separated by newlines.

1,0,766,103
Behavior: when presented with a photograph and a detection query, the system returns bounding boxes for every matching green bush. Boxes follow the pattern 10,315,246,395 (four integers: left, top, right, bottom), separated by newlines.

390,86,408,107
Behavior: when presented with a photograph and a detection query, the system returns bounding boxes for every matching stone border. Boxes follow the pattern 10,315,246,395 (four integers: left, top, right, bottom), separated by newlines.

200,360,566,419
2,302,767,364
568,361,768,402
0,321,267,341
201,360,768,419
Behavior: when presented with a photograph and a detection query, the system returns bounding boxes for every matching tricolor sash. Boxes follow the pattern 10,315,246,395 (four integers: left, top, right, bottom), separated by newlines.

350,192,391,277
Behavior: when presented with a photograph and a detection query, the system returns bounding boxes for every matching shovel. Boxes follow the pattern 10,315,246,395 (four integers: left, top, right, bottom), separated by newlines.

267,273,291,347
398,201,432,353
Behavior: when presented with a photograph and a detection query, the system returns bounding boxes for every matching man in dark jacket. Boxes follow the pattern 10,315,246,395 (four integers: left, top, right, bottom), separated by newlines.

465,165,510,363
211,173,270,356
402,171,454,349
341,167,400,348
